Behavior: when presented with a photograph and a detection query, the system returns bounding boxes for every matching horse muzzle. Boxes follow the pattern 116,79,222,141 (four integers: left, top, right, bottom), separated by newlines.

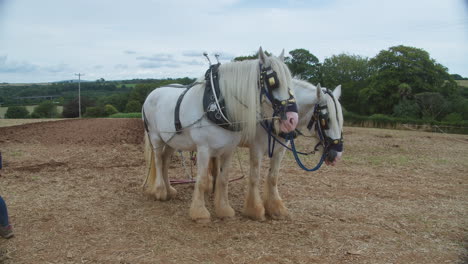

325,142,343,166
279,112,298,133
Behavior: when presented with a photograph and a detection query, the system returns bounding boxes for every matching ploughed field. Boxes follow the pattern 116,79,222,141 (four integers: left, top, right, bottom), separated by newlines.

0,118,466,263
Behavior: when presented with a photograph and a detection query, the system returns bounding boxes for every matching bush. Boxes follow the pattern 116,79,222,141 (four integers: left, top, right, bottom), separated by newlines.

32,101,58,118
443,113,463,123
84,106,105,117
393,99,420,119
125,100,141,113
5,105,29,118
104,104,118,116
62,97,95,118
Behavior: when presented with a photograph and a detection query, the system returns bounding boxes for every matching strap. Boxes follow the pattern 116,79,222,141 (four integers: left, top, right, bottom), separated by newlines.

174,88,191,134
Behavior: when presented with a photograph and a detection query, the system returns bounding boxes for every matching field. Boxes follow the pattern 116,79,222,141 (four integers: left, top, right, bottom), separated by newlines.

456,79,468,88
0,119,467,263
0,106,64,118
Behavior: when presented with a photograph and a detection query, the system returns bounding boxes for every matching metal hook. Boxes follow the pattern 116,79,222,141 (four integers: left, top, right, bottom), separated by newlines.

203,52,212,66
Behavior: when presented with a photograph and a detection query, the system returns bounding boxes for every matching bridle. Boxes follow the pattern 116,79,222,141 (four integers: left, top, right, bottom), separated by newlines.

307,89,343,154
259,64,297,120
262,87,344,171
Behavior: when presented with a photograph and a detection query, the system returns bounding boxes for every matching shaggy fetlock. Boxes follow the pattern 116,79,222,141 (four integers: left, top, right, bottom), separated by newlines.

264,199,289,219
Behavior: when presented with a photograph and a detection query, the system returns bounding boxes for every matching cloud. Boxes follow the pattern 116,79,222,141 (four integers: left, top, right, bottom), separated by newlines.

124,50,137,54
0,56,38,73
182,50,205,57
136,53,174,62
139,62,180,69
115,64,129,69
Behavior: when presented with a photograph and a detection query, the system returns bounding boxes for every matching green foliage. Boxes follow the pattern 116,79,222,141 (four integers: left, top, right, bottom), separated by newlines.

393,99,420,118
62,97,95,118
285,48,321,84
414,92,449,121
108,112,142,118
125,100,141,113
32,101,58,118
321,53,371,113
360,45,457,115
443,113,463,123
5,105,29,118
104,104,118,116
84,106,106,117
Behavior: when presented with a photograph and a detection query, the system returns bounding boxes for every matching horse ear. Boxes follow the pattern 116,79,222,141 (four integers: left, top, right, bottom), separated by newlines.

316,83,325,102
333,85,342,100
258,47,267,64
279,49,285,61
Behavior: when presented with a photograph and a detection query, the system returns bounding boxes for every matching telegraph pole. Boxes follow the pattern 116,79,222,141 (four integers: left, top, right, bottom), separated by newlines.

75,73,84,118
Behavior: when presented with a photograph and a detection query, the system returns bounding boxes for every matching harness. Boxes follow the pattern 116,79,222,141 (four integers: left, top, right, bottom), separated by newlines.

202,63,238,131
262,88,344,171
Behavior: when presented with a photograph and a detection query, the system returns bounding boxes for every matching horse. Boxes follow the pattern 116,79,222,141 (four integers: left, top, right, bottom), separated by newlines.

142,47,299,223
211,79,344,221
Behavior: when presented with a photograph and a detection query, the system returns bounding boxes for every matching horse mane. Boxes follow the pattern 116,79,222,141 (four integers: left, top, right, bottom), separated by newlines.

218,56,292,142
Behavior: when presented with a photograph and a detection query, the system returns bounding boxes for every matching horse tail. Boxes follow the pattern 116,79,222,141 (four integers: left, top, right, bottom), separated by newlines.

142,131,156,189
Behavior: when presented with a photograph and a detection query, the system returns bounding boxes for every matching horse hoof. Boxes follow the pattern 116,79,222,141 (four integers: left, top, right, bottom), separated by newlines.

168,186,177,198
265,200,289,220
243,205,266,221
216,206,235,219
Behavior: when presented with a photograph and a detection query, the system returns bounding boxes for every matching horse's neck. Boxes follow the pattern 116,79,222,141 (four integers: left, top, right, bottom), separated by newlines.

294,80,319,128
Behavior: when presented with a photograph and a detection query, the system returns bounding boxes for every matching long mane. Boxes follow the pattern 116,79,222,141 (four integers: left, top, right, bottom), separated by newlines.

217,56,292,141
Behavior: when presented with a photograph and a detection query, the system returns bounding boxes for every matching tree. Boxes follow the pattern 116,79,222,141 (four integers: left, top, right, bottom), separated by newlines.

285,48,321,84
414,92,448,121
5,106,29,118
321,53,371,113
62,97,95,118
105,104,118,116
361,45,456,115
125,100,141,113
31,101,58,118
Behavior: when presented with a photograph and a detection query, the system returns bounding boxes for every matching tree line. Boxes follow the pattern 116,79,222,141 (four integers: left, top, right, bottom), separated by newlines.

2,45,467,124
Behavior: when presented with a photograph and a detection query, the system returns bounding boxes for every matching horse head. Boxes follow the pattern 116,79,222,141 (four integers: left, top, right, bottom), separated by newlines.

315,83,344,166
258,47,298,134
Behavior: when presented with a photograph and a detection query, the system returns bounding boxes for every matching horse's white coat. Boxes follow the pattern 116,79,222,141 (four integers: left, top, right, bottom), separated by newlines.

142,48,298,222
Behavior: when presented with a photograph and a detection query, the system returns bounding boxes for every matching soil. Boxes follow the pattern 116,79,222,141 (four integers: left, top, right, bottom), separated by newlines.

0,118,466,263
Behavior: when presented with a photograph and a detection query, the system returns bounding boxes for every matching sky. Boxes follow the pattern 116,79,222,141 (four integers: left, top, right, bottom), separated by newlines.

0,0,467,83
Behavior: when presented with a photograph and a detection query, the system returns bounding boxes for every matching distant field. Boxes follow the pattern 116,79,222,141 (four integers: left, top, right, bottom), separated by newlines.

0,118,64,127
456,80,468,87
0,105,63,118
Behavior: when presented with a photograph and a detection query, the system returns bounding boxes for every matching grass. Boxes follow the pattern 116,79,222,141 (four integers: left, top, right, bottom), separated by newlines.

456,79,468,88
108,112,141,118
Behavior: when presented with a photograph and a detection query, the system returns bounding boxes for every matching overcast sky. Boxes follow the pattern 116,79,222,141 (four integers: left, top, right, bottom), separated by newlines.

0,0,467,83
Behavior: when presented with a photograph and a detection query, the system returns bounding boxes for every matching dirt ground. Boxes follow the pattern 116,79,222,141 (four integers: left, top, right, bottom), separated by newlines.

0,118,466,264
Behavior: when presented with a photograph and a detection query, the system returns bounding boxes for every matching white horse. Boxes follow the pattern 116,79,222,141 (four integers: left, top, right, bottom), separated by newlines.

212,79,344,221
142,48,299,222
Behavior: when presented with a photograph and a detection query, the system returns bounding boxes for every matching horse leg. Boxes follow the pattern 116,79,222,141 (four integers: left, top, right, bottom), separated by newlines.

189,147,211,223
162,145,177,198
207,157,217,194
143,132,157,195
152,143,170,201
214,153,235,219
243,148,265,221
264,148,289,219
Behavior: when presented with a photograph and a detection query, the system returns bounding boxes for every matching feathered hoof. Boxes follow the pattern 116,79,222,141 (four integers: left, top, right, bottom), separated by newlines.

190,205,211,223
153,185,169,201
216,205,235,220
168,186,177,198
264,199,289,220
243,204,266,221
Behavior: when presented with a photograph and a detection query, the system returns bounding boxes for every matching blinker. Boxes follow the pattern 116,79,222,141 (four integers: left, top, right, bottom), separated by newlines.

268,77,276,87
